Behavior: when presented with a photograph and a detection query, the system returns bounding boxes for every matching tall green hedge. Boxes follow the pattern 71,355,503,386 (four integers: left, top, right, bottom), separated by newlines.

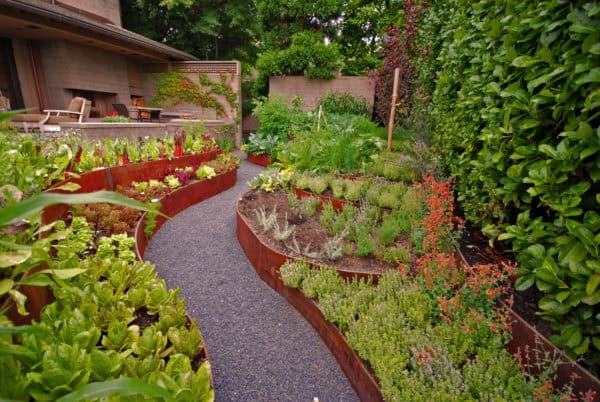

423,0,599,365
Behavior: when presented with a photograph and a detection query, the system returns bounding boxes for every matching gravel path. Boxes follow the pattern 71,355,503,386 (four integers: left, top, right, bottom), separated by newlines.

145,158,358,402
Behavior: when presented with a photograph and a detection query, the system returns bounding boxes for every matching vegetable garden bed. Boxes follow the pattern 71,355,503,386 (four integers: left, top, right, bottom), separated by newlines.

236,198,382,401
1,150,240,400
237,189,391,279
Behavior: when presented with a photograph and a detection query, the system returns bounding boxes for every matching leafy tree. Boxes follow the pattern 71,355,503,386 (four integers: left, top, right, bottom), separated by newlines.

120,0,258,61
253,0,405,95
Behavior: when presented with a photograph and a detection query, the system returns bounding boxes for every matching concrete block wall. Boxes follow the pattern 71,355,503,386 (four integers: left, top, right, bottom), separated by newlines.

269,76,375,113
39,40,131,109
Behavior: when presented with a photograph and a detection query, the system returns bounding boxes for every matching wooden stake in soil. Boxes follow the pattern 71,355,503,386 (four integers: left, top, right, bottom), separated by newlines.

387,67,400,152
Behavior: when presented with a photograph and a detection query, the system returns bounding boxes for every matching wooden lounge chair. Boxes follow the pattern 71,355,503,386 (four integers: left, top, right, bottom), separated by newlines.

10,113,49,132
44,96,91,124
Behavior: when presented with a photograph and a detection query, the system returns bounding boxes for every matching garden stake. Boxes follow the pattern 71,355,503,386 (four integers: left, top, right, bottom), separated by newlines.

387,67,400,152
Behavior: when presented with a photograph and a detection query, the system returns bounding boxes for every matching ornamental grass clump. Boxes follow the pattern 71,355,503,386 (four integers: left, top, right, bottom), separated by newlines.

306,176,329,195
343,179,367,202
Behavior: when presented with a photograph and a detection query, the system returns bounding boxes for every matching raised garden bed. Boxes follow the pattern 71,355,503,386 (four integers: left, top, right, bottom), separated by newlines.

246,153,272,167
237,189,600,398
237,189,392,280
42,150,220,224
135,168,237,259
1,152,237,398
9,152,234,324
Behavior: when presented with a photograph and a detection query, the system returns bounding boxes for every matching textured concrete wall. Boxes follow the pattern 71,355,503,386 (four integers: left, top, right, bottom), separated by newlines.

127,60,144,97
39,40,131,109
58,0,122,26
269,76,374,113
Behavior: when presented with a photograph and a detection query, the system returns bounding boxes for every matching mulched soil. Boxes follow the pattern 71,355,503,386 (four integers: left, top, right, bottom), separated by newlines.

238,189,396,275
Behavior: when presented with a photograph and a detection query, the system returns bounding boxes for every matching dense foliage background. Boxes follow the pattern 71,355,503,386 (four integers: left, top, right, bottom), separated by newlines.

421,0,600,363
120,0,259,61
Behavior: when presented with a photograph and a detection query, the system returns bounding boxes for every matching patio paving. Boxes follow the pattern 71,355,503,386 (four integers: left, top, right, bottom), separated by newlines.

144,157,358,402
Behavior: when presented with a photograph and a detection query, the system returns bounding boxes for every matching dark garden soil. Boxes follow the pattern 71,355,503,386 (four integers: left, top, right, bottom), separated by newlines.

238,189,396,275
458,223,556,341
131,306,159,331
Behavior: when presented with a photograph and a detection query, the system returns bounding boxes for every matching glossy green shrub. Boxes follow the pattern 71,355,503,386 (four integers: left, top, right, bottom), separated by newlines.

424,0,600,361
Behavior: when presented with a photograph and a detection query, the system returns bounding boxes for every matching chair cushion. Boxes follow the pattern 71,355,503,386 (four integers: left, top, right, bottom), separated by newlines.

46,115,77,124
68,97,85,118
11,114,47,123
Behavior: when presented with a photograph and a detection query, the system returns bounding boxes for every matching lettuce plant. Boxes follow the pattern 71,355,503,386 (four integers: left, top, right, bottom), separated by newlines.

167,323,203,358
26,343,91,401
195,165,216,180
101,320,139,352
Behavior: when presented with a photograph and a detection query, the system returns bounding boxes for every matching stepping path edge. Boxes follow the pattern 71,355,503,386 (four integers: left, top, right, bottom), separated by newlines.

236,205,384,402
144,158,359,402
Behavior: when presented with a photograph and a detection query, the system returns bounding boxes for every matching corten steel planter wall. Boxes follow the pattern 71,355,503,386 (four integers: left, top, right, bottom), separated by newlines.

246,153,272,167
501,302,600,395
239,191,600,398
135,169,238,260
236,201,383,402
42,151,220,225
2,264,52,326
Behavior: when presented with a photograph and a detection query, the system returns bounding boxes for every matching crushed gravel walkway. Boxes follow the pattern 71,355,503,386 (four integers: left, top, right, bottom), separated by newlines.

145,158,358,402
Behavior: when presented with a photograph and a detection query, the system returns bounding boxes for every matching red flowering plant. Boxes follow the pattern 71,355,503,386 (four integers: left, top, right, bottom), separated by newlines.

406,175,516,337
417,175,461,254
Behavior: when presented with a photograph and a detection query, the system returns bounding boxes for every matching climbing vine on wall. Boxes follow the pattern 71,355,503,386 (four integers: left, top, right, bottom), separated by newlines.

199,73,238,109
151,71,238,119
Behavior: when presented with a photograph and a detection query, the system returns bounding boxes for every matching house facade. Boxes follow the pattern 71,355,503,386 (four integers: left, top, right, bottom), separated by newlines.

0,0,197,116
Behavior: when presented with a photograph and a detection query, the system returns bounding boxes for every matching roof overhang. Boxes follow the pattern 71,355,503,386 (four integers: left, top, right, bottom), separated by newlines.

0,0,198,62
